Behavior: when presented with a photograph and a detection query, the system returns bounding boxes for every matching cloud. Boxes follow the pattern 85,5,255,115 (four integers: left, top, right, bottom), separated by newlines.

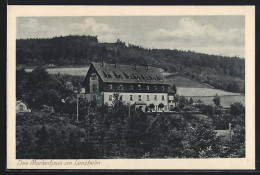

20,18,39,29
17,17,118,42
150,17,244,47
18,18,57,38
69,18,118,42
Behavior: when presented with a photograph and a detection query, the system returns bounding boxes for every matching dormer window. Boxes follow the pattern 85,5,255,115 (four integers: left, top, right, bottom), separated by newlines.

124,73,132,79
146,86,149,90
119,85,123,90
114,71,122,79
133,74,140,80
103,71,112,78
91,73,97,80
109,84,113,90
162,86,165,91
156,75,163,81
138,85,142,90
130,85,134,90
154,86,157,90
151,75,157,81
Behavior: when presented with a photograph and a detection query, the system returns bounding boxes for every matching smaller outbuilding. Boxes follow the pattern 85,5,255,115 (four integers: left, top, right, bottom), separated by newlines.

16,100,31,113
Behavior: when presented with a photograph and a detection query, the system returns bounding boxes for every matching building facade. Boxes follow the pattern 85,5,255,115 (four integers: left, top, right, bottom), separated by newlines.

83,62,175,112
16,100,31,113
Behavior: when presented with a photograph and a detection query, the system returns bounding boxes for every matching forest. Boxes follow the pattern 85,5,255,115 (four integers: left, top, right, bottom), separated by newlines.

16,68,245,159
16,35,245,93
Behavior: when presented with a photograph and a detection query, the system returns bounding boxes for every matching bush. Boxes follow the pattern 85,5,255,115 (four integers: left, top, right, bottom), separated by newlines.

173,107,180,112
202,105,214,117
230,102,245,116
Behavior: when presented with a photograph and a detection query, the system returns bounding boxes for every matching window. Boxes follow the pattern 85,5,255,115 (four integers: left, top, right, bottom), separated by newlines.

130,85,134,90
19,105,23,111
93,95,97,102
162,95,165,101
130,95,133,101
91,73,97,80
154,95,157,101
146,86,149,90
119,85,123,90
146,95,150,101
154,86,157,90
109,95,112,101
92,84,97,92
138,85,142,90
162,86,165,91
109,84,113,90
138,95,142,101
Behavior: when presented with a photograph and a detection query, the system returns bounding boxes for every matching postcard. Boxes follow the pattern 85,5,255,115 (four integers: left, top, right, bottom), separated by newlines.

7,5,255,170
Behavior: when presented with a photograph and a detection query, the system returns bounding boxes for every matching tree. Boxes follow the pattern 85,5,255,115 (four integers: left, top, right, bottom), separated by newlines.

189,97,194,105
213,94,220,106
179,96,187,109
230,102,245,117
202,105,214,117
146,114,175,157
149,103,155,112
182,116,220,158
35,125,50,158
145,106,149,112
158,103,164,111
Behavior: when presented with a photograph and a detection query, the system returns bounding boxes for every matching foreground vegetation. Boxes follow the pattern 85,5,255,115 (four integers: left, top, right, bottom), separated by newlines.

16,67,245,159
17,35,244,93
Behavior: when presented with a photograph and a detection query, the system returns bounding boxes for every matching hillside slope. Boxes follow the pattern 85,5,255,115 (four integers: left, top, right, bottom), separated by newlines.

16,35,245,93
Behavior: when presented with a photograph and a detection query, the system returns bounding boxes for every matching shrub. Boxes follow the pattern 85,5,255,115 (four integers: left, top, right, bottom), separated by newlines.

173,107,180,112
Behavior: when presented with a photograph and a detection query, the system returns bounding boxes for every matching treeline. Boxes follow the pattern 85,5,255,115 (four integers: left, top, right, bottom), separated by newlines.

16,67,84,115
16,35,245,93
16,68,245,158
17,102,245,159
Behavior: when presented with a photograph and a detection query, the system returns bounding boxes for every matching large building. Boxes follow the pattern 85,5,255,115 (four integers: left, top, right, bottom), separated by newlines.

83,62,176,112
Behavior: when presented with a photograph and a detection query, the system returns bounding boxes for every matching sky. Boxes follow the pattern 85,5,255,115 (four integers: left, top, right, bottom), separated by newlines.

17,16,245,58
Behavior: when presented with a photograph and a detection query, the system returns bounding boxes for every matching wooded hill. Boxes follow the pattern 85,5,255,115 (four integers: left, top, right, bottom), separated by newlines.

16,35,245,93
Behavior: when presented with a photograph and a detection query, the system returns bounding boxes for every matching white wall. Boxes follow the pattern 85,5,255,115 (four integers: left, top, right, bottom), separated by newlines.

103,92,168,111
16,102,31,113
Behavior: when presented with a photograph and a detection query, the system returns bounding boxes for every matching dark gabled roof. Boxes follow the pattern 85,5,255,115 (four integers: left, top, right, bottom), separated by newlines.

168,85,176,94
91,62,170,85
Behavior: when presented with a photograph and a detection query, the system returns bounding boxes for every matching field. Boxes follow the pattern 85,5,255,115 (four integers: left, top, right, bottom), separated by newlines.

167,75,211,88
167,75,244,108
25,66,89,76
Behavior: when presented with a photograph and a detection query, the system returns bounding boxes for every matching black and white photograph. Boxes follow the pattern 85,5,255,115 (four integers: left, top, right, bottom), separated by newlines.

7,6,255,169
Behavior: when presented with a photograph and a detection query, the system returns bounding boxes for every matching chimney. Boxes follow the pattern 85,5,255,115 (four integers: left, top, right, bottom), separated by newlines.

101,61,105,67
134,64,137,70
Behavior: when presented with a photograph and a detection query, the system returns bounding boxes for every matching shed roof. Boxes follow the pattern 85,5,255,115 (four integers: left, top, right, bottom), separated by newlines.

91,62,170,85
